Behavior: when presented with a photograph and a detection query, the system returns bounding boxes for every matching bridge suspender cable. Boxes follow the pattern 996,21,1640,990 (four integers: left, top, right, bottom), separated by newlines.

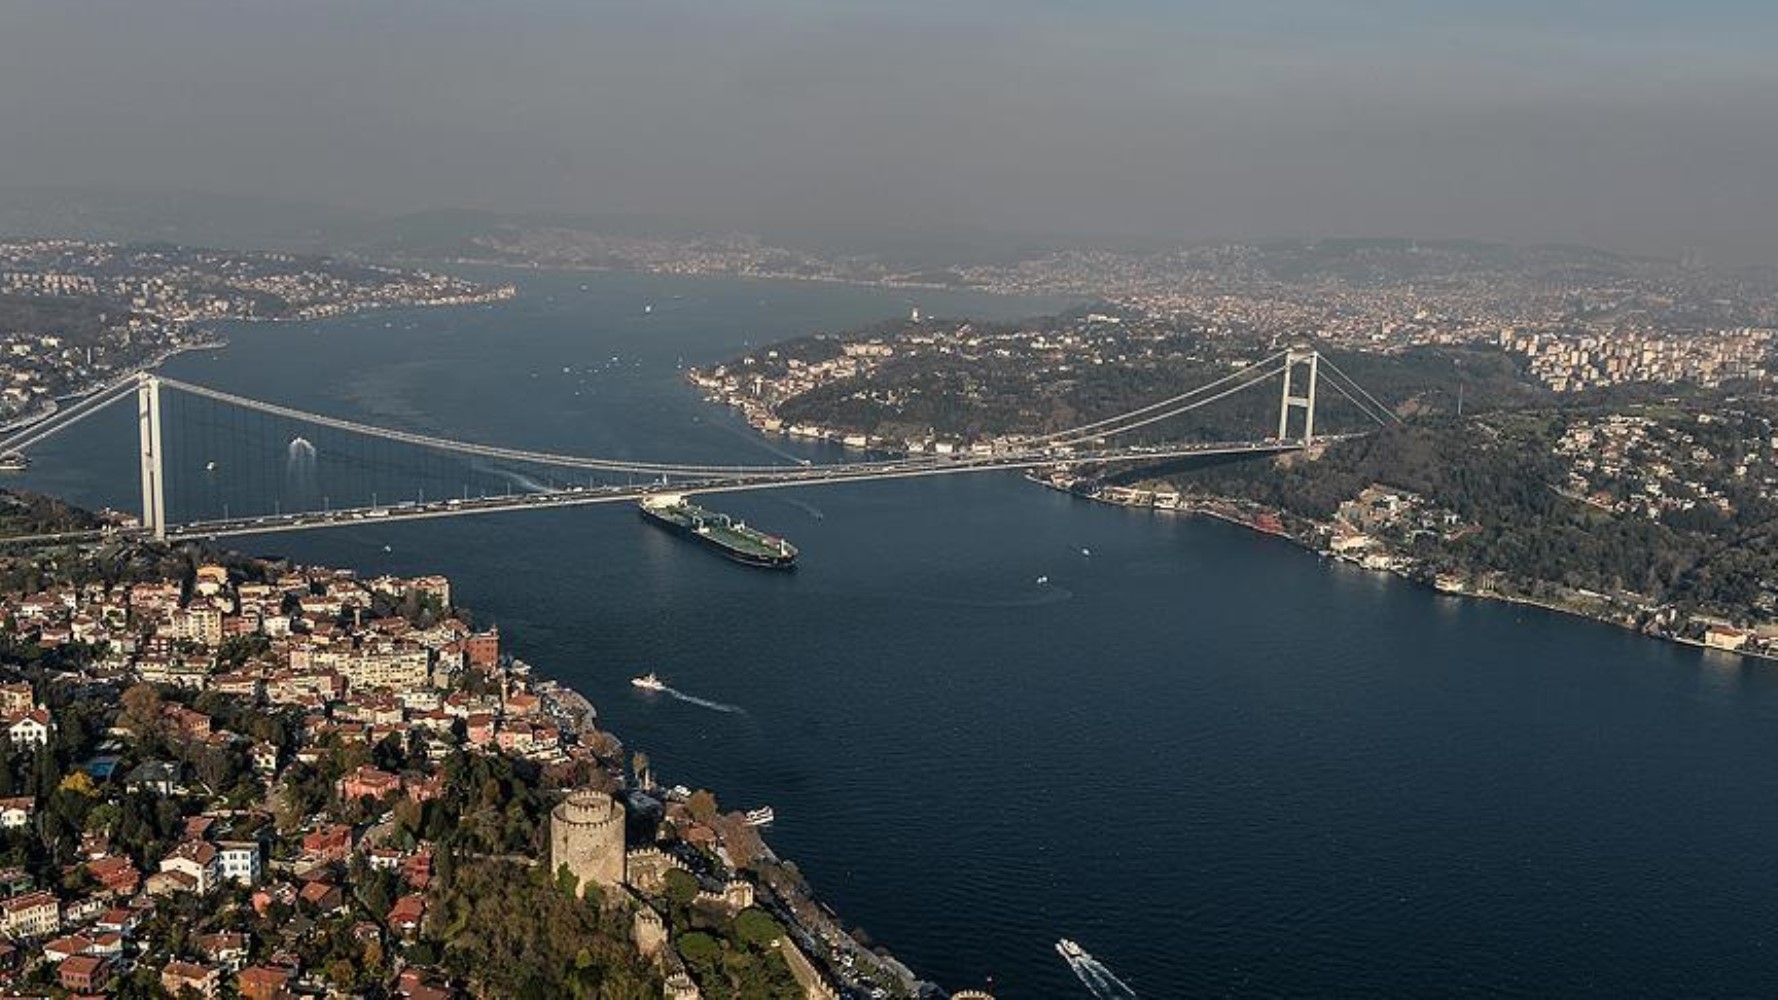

0,373,141,456
1314,355,1400,425
152,375,869,479
7,354,1307,472
1043,354,1292,448
1317,374,1389,427
1028,350,1290,446
0,358,1408,544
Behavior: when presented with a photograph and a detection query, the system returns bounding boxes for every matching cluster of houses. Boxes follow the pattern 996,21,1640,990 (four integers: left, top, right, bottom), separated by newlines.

4,565,588,762
0,562,614,997
1554,413,1749,522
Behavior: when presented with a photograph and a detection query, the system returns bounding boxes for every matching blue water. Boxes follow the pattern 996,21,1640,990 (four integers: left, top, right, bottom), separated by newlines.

20,271,1778,997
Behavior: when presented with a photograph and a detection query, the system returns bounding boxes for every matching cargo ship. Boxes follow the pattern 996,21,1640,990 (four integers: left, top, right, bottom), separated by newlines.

638,495,798,569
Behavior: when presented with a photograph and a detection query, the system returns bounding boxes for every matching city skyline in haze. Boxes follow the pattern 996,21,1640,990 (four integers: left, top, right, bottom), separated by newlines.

3,1,1776,261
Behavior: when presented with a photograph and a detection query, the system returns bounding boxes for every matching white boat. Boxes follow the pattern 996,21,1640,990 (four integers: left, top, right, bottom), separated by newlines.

743,806,775,826
1056,938,1085,961
1036,575,1050,585
631,672,666,692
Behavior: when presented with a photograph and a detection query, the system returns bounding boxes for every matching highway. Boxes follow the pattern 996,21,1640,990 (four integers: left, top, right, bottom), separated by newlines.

0,361,1379,546
155,436,1348,541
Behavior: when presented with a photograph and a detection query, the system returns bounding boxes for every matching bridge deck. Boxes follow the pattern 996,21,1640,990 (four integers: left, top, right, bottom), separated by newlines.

154,437,1343,541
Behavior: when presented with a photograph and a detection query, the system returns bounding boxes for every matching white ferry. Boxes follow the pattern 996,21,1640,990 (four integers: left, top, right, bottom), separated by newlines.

631,672,666,692
743,806,775,826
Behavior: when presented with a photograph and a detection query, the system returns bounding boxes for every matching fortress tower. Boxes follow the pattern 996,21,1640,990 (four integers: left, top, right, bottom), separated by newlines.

550,789,626,895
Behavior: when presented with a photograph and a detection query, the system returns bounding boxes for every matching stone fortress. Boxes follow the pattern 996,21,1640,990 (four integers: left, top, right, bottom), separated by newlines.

548,788,627,895
549,787,997,1000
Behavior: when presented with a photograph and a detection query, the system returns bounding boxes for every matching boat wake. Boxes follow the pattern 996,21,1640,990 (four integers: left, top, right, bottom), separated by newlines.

1060,942,1137,999
659,686,745,714
714,418,809,466
472,462,550,494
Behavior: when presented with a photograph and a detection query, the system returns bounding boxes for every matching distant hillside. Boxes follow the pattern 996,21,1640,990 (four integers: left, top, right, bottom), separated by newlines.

0,488,101,538
0,184,366,252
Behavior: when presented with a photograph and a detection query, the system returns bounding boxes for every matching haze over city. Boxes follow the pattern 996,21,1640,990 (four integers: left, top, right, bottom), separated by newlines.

7,3,1778,999
4,0,1778,260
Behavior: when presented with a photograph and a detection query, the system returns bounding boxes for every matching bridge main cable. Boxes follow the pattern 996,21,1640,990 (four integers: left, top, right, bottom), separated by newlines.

0,373,143,456
1026,350,1291,447
1314,354,1401,426
151,374,948,480
1042,354,1293,449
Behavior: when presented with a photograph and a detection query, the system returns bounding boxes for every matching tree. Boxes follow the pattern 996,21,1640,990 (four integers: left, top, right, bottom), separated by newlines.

687,789,718,825
83,800,120,836
662,868,700,909
731,908,783,950
677,930,721,970
393,796,424,840
214,633,270,669
119,683,163,740
363,937,385,974
424,858,659,997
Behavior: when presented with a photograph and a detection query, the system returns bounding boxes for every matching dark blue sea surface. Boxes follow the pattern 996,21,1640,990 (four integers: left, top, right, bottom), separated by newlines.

19,271,1778,997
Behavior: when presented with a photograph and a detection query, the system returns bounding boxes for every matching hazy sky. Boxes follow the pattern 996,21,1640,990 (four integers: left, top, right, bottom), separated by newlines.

3,0,1776,259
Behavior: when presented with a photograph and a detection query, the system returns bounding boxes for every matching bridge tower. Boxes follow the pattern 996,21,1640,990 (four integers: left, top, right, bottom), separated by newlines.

137,374,166,540
1276,348,1318,446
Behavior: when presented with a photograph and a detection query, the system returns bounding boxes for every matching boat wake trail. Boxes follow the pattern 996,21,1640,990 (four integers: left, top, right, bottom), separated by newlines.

1061,944,1138,999
472,462,550,494
660,686,745,714
714,418,808,466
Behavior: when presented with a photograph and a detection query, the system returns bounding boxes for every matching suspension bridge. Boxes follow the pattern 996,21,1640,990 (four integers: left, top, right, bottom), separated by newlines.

0,347,1395,544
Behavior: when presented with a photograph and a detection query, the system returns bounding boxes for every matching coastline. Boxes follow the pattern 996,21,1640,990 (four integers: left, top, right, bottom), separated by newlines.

0,283,515,443
1062,481,1778,666
401,253,1056,301
518,644,928,995
0,531,936,996
0,338,228,438
690,368,1775,669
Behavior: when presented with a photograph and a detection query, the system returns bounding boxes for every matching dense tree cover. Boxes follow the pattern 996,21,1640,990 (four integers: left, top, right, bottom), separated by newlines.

770,327,1544,447
433,750,555,856
758,310,1778,622
0,536,280,598
425,858,660,999
0,488,101,539
0,292,134,347
662,895,799,999
1172,413,1778,616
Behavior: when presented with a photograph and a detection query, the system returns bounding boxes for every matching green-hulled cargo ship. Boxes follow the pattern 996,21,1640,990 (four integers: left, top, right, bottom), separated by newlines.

638,495,798,569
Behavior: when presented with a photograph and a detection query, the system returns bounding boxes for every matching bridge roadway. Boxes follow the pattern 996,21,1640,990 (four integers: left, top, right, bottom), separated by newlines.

161,436,1355,541
0,435,1355,547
